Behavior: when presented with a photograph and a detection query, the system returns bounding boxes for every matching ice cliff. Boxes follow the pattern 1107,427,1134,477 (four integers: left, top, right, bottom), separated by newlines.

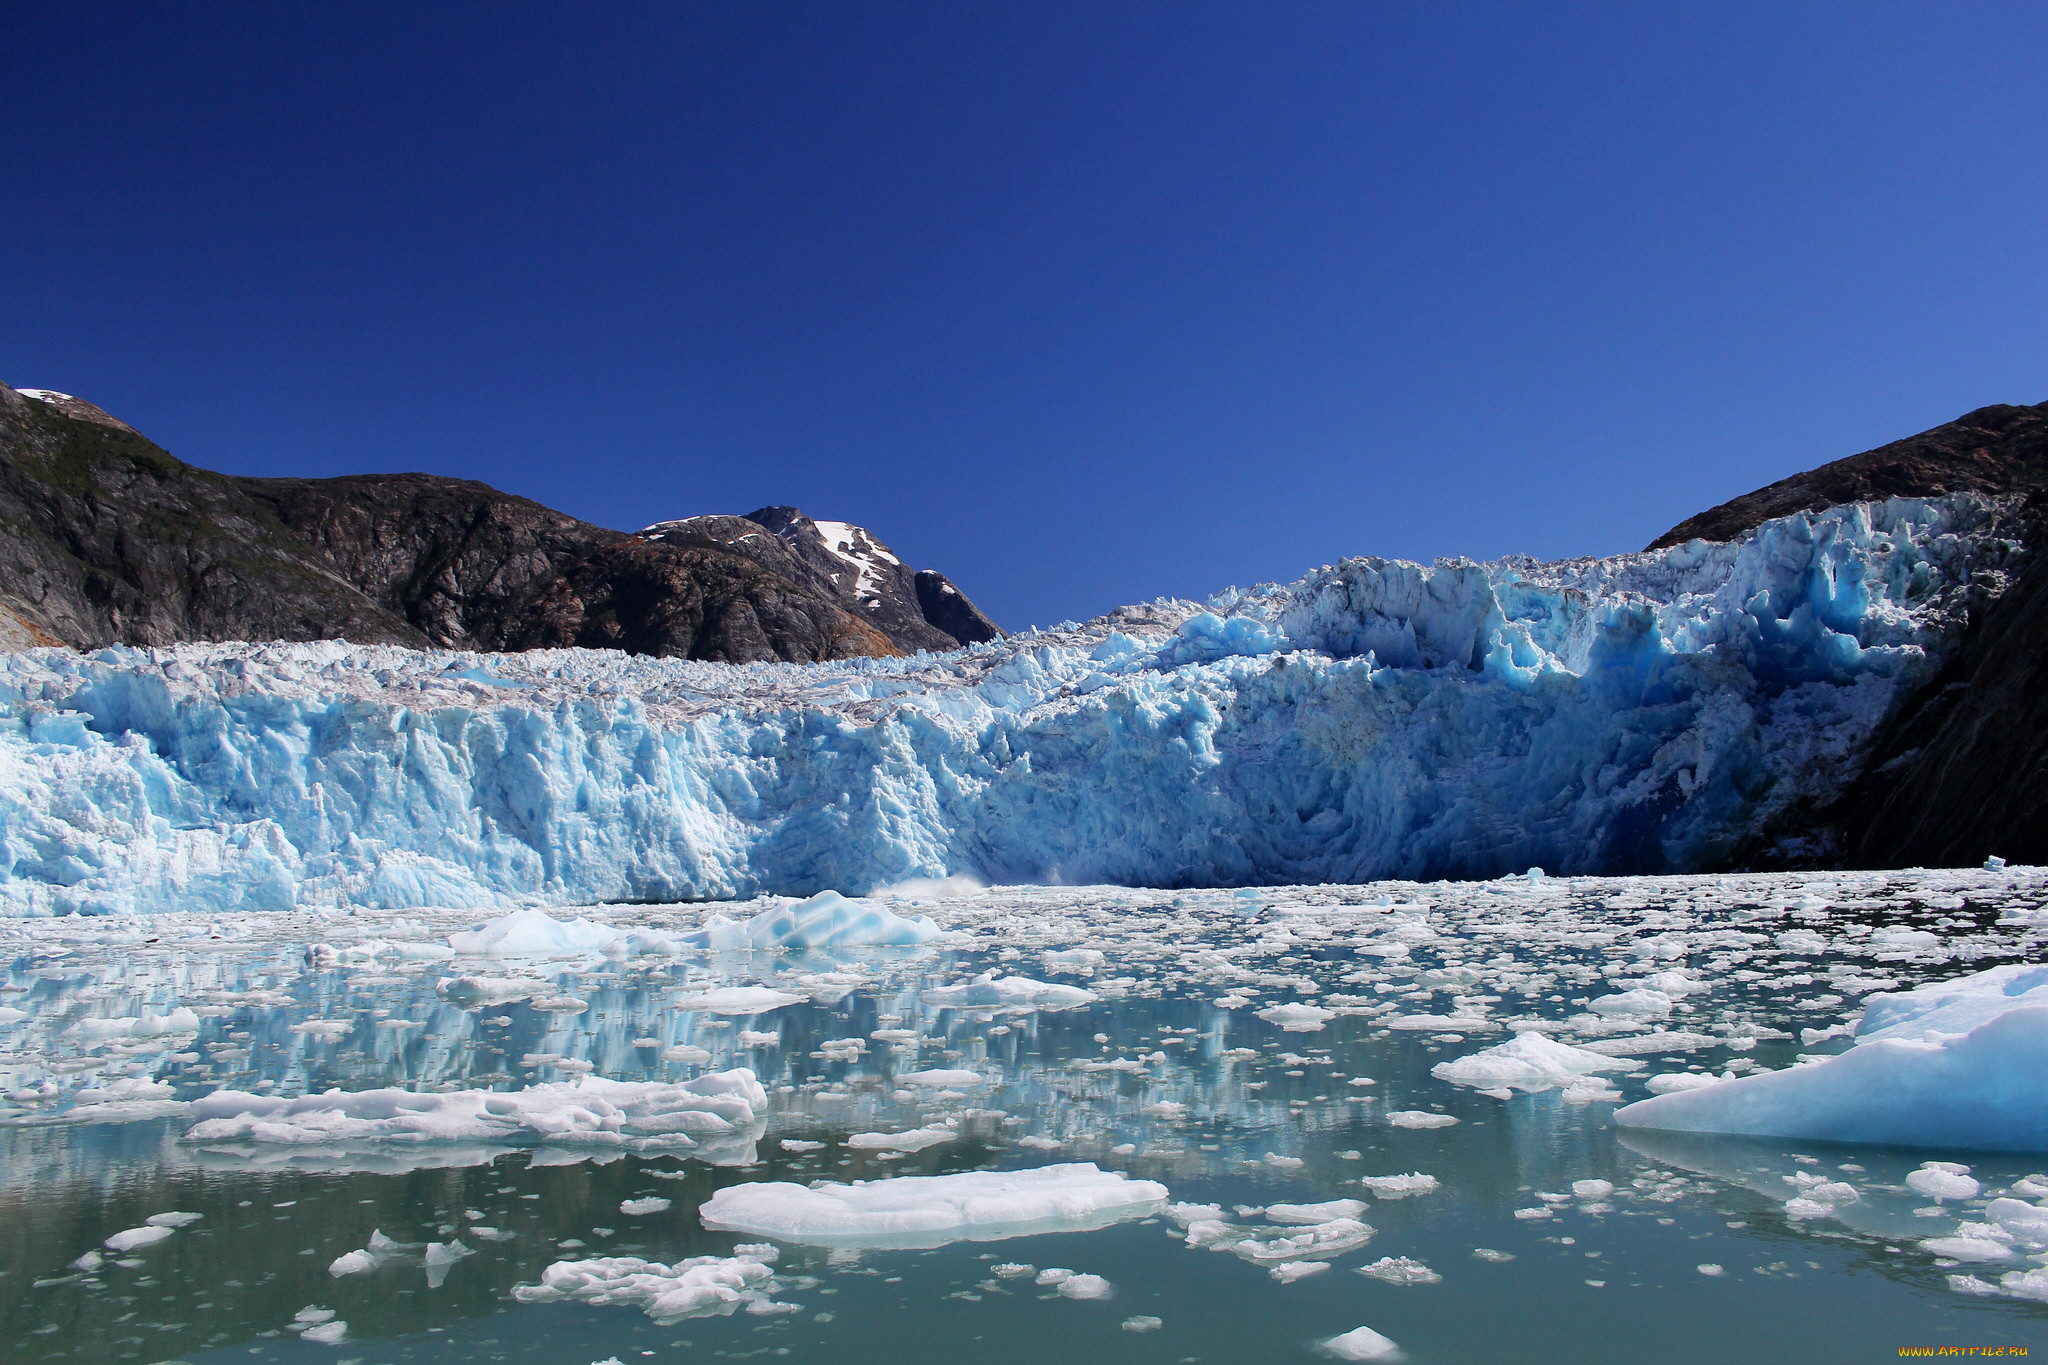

0,495,2028,916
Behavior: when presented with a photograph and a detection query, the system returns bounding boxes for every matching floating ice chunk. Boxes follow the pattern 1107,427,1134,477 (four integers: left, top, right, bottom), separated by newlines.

661,1045,713,1065
1920,1234,2013,1261
1055,1273,1111,1299
1646,1073,1722,1095
1386,1111,1458,1129
1323,1324,1400,1360
1571,1180,1614,1200
436,976,544,1005
621,1198,672,1216
669,986,807,1015
71,1078,178,1107
104,1225,176,1251
1472,1248,1515,1262
329,1249,375,1276
846,1127,956,1152
423,1239,474,1288
1587,989,1672,1020
1271,1261,1330,1283
1906,1163,1980,1201
1166,1202,1225,1224
897,1069,984,1088
1776,929,1828,955
1617,966,2048,1151
301,1319,348,1344
514,1252,783,1322
1042,949,1107,972
1122,1315,1164,1331
447,910,620,957
1356,1173,1438,1198
1266,1199,1368,1224
683,892,939,951
1431,1031,1642,1093
1257,1003,1335,1032
1226,1218,1375,1263
0,1006,28,1025
146,1211,203,1227
699,1163,1167,1249
1698,1263,1726,1276
70,1007,201,1039
779,1139,825,1152
1358,1256,1440,1285
924,973,1096,1011
184,1071,768,1161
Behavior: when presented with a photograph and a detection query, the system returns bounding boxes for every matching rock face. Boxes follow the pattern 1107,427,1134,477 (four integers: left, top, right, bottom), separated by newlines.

1648,401,2048,550
0,382,999,662
1822,496,2048,869
1649,399,2048,868
641,507,999,653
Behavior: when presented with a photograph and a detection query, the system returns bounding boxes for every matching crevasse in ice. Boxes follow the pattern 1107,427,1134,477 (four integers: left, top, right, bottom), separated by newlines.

0,495,2021,916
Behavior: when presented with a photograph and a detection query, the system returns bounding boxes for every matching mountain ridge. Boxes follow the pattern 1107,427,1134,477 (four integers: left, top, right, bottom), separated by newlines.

0,382,999,663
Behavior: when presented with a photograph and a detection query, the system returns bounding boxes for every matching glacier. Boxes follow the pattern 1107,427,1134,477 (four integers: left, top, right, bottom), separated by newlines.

0,494,2027,917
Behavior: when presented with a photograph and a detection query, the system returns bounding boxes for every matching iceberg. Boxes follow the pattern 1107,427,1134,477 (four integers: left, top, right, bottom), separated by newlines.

1615,964,2048,1151
0,496,2021,916
697,1162,1168,1249
682,891,940,950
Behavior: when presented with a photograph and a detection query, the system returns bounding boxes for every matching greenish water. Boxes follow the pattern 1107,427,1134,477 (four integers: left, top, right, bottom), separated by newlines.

2,871,2043,1363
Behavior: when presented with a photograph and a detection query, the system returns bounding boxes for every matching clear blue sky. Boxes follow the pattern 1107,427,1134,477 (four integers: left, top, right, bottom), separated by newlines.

4,3,2044,630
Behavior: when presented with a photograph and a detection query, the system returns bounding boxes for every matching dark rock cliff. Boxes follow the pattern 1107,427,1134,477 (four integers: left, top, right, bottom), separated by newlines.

1651,400,2048,868
1648,401,2048,550
0,382,997,662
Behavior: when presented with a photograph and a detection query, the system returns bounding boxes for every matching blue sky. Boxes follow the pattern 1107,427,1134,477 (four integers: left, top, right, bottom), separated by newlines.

4,2,2044,630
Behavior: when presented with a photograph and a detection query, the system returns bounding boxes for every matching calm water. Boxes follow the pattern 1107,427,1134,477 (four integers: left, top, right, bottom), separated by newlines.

3,871,2043,1364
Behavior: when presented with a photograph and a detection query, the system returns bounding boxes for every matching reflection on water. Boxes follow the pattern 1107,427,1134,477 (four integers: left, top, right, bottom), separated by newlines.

2,870,2044,1363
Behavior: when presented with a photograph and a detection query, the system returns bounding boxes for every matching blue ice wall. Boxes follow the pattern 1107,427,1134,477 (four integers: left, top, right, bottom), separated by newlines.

0,496,2024,914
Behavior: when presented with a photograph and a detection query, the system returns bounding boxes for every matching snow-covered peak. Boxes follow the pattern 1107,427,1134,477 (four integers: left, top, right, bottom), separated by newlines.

17,389,76,403
803,519,900,601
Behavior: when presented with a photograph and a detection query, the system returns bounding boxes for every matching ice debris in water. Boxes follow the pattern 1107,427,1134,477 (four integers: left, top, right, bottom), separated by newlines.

620,1197,672,1216
681,891,940,950
1431,1031,1643,1094
514,1252,786,1323
1266,1199,1369,1224
1256,1002,1335,1032
103,1224,176,1252
697,1163,1167,1249
668,986,808,1014
1616,963,2048,1151
1905,1162,1981,1202
1386,1111,1458,1129
447,910,620,957
0,497,2007,916
922,974,1096,1010
182,1071,767,1160
1356,1173,1438,1198
1357,1255,1441,1285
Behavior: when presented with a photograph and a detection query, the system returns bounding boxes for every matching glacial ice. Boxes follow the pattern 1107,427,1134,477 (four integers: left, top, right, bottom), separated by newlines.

697,1162,1168,1248
0,496,2022,916
1615,964,2048,1151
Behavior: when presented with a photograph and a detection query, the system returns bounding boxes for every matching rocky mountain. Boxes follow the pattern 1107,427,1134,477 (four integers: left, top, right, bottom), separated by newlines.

1651,398,2048,869
1648,400,2048,550
0,382,999,662
641,507,998,654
